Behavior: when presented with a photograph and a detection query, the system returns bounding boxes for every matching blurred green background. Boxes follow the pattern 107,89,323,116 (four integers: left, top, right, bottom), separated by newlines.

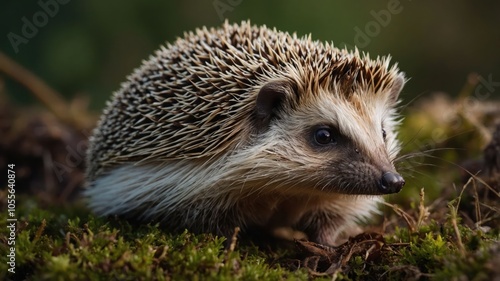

1,0,499,110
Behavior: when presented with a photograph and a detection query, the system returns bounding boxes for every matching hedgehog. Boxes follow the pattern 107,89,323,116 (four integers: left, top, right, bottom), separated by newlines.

85,21,406,246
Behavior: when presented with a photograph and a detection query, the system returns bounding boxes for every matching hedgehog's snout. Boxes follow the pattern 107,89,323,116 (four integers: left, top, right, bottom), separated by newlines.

378,172,405,194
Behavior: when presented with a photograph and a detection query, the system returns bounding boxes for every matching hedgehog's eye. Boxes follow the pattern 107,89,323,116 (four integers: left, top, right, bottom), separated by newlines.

314,128,336,145
382,128,387,141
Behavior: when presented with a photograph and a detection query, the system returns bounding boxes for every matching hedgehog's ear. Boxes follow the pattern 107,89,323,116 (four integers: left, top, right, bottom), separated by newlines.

388,74,405,104
254,80,295,130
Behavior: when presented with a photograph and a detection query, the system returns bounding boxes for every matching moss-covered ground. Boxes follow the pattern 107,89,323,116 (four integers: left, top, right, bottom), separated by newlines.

1,78,499,280
0,180,498,280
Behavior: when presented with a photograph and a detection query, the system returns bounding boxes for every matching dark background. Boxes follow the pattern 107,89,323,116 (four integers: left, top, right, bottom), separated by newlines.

1,0,500,110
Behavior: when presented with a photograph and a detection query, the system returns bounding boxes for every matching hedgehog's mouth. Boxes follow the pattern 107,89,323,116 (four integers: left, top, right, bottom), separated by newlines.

319,170,405,195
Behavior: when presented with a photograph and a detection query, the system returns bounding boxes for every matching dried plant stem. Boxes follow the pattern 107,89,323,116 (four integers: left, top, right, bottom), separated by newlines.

0,51,73,125
383,201,417,232
416,188,430,228
449,178,473,257
457,73,492,145
228,226,240,253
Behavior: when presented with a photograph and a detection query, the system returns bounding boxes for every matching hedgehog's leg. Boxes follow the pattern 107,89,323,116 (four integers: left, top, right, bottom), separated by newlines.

298,208,365,246
298,211,347,246
300,197,382,245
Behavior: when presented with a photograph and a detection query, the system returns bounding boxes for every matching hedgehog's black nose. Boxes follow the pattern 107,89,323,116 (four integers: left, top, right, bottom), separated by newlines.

379,172,405,194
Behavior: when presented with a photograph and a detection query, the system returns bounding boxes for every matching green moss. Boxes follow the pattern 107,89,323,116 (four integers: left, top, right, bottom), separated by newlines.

1,187,498,280
1,198,315,280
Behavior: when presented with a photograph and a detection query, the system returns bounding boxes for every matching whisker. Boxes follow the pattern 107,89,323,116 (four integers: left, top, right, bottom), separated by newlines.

412,154,499,197
394,147,463,163
398,127,424,151
398,90,430,112
397,125,474,156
